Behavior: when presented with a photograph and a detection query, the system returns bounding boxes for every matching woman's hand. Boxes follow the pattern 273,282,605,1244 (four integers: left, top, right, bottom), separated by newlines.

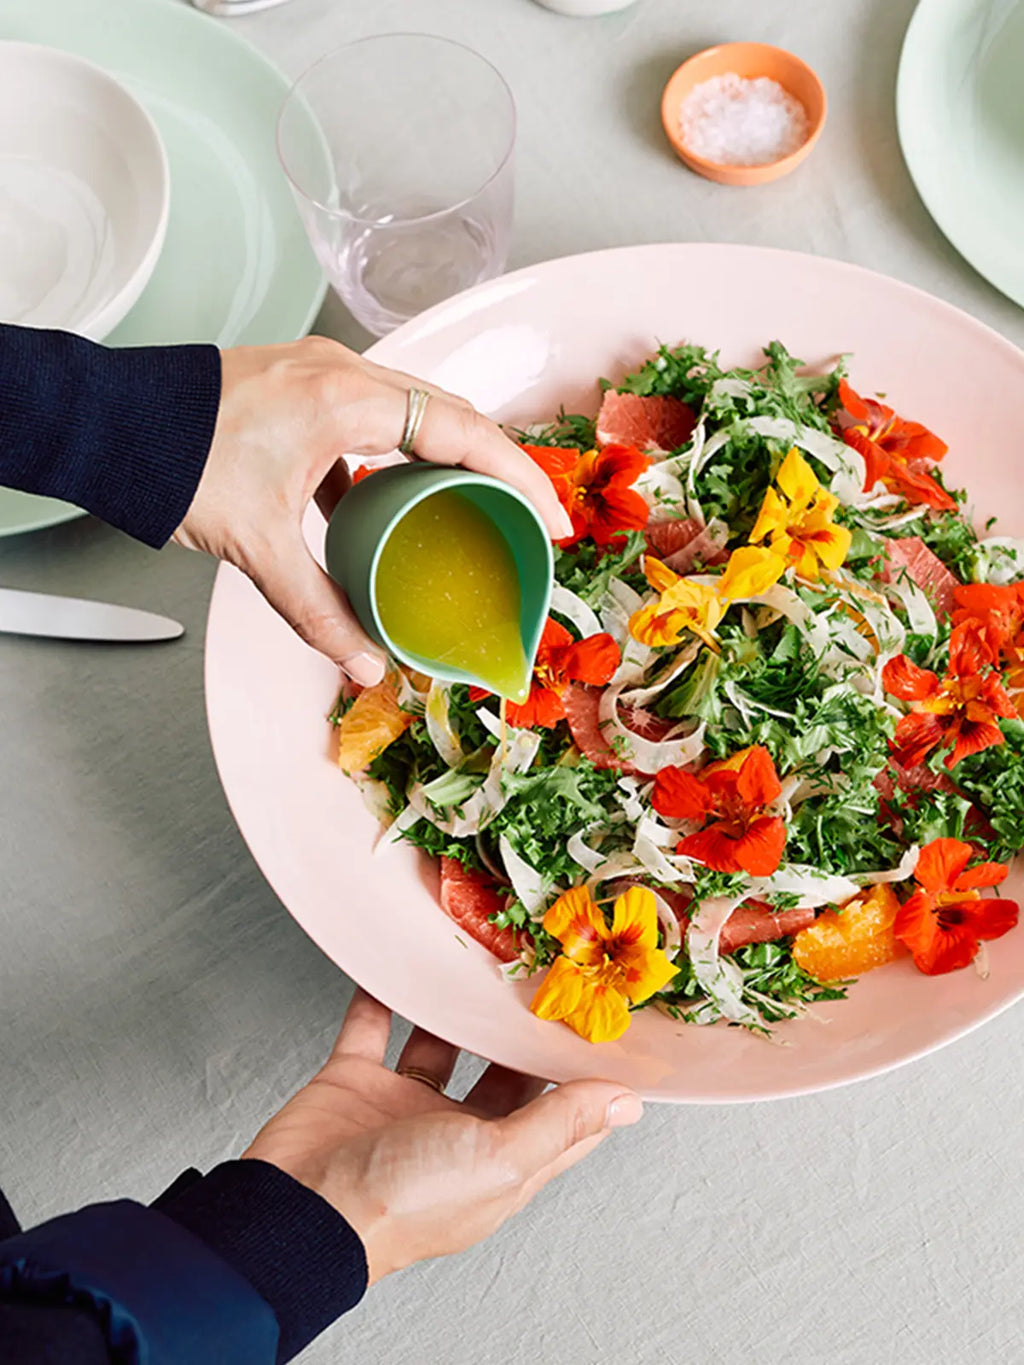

174,338,572,685
243,990,643,1284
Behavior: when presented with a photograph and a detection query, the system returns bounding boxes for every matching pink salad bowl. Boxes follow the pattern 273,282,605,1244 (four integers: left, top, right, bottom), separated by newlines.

205,244,1024,1103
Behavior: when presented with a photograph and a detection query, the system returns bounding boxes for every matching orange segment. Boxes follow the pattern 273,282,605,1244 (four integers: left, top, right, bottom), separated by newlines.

792,883,908,980
335,672,414,773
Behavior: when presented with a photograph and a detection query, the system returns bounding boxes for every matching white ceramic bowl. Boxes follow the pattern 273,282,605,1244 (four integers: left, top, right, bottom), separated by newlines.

0,42,169,340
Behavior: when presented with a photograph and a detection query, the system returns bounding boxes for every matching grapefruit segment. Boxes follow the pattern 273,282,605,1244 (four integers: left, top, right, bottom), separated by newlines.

438,857,529,963
884,537,959,618
596,391,696,453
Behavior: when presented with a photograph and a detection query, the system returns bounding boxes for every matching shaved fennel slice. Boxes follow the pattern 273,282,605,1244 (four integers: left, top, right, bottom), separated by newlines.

598,682,706,771
734,583,832,657
820,606,878,664
853,843,920,887
745,415,852,472
650,889,682,955
842,593,905,658
635,808,683,848
684,425,727,521
638,458,687,516
687,894,759,1025
633,819,695,885
482,727,541,809
498,833,552,918
598,576,643,644
356,777,393,825
615,776,650,823
549,584,602,641
498,957,531,982
392,670,428,716
475,708,543,774
403,726,541,838
599,576,656,685
748,863,860,908
610,635,655,688
584,850,651,892
884,575,936,640
475,832,508,883
607,576,645,617
476,707,505,739
725,680,792,723
620,642,701,707
772,772,815,824
425,681,465,768
377,798,425,849
969,536,1024,585
567,826,610,874
709,376,753,401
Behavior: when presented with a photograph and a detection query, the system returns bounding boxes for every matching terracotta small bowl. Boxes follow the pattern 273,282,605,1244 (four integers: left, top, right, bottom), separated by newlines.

661,42,826,186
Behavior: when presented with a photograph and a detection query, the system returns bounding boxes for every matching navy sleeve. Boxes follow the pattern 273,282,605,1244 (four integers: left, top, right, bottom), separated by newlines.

0,324,221,547
0,1161,368,1365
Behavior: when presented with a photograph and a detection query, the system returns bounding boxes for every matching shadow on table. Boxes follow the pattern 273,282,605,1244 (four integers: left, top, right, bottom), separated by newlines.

618,40,719,166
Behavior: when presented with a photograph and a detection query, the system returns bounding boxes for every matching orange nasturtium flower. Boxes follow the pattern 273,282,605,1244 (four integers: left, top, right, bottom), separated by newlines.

894,838,1019,975
530,886,677,1043
628,546,788,649
882,622,1015,770
469,617,619,728
522,443,651,547
952,582,1024,705
749,448,852,581
836,379,955,512
652,745,787,877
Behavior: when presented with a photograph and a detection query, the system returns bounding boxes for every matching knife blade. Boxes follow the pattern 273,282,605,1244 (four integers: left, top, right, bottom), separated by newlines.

0,588,184,643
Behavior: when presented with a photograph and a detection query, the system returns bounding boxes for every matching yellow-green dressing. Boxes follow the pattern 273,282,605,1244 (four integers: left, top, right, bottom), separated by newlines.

375,490,531,703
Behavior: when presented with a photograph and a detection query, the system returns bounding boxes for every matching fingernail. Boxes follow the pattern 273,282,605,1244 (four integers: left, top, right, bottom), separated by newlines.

341,652,386,687
553,509,575,540
606,1093,644,1128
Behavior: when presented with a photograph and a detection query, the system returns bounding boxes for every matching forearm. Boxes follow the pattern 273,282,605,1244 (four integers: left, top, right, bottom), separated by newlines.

0,1161,367,1364
0,324,220,547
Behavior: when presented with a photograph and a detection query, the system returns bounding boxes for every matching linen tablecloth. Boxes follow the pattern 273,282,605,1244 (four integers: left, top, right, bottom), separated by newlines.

2,1,1021,1361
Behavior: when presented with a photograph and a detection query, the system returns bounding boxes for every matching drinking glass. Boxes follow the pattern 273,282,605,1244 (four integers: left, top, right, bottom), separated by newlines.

277,34,516,337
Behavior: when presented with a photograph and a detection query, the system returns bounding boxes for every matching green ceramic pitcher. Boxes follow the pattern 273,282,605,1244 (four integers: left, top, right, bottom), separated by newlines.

324,464,553,692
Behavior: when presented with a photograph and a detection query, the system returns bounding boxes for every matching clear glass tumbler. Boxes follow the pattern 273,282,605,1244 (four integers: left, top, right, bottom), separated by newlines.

277,34,516,337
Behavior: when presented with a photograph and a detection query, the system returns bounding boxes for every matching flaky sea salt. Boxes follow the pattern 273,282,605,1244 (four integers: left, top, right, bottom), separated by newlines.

679,73,809,167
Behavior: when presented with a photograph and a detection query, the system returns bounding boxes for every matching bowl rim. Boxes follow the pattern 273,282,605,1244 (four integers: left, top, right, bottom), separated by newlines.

660,41,827,179
0,39,170,339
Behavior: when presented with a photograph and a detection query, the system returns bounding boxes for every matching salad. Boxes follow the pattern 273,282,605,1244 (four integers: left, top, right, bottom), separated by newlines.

332,341,1023,1044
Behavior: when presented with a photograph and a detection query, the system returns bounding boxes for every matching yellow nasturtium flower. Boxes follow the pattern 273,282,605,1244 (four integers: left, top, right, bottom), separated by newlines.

749,448,852,581
629,546,788,648
530,886,677,1043
629,556,724,649
715,545,788,603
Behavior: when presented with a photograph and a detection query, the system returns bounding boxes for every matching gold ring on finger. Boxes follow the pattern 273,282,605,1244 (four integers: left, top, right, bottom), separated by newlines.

398,387,431,455
397,1065,446,1094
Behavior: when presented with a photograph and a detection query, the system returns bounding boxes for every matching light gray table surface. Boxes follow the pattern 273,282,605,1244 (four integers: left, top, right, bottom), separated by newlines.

3,1,1023,1362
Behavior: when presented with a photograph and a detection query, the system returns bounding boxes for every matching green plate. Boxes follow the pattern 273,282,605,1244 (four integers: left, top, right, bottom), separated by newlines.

898,0,1024,312
0,0,326,538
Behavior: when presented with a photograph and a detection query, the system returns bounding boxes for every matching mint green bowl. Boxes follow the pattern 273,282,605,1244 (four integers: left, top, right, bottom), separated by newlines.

324,465,554,689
